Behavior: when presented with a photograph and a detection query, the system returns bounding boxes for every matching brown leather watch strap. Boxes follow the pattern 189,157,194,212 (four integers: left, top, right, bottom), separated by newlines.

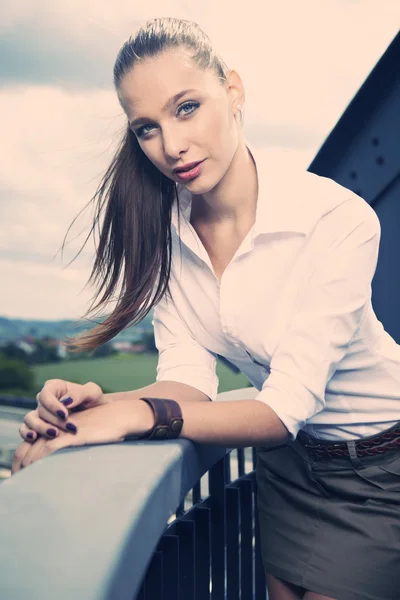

139,397,183,440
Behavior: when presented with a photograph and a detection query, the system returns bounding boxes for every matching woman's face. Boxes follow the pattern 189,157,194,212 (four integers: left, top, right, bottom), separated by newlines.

117,47,242,194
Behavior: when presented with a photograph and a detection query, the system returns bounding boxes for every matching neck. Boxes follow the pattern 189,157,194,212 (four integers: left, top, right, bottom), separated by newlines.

190,139,258,226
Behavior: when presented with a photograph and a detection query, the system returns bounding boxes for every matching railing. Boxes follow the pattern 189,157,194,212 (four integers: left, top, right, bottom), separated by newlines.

0,398,27,474
136,447,266,600
0,387,267,599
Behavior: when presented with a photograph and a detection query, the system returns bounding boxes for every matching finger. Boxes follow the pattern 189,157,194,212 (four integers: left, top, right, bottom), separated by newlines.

36,378,87,416
37,403,78,434
11,441,32,474
24,409,62,439
20,436,59,469
19,422,39,443
59,381,103,411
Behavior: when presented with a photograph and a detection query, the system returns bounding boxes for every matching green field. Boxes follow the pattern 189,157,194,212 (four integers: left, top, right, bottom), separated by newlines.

29,353,251,397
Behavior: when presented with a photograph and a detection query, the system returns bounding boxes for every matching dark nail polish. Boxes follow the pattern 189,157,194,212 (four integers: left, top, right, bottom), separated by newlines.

66,423,77,433
47,428,57,437
57,410,67,420
27,432,34,440
61,397,73,406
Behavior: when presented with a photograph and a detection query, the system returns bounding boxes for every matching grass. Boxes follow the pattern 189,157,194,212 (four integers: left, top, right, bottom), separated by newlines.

0,354,253,480
2,353,251,398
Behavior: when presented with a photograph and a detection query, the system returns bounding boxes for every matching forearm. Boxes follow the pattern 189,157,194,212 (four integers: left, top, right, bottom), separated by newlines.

176,399,289,448
107,381,289,448
104,380,212,404
120,394,289,448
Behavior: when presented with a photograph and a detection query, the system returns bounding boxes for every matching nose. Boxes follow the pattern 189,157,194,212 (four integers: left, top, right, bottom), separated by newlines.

162,125,187,162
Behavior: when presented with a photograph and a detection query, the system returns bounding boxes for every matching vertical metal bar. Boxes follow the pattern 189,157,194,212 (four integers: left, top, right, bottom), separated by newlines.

194,507,211,600
143,551,163,600
252,470,267,600
252,447,257,470
238,478,253,600
157,535,179,599
226,485,240,600
209,458,226,600
224,451,231,483
176,520,196,600
192,481,201,505
237,448,245,477
176,500,185,518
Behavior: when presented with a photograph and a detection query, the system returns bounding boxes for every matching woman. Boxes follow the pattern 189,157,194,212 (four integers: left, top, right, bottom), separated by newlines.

12,17,400,600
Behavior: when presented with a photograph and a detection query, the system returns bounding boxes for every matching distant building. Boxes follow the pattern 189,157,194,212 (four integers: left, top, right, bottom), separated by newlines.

111,341,146,354
15,340,36,355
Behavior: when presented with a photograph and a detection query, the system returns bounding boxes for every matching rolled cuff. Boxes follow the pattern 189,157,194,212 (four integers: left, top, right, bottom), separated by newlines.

156,347,219,401
254,369,325,440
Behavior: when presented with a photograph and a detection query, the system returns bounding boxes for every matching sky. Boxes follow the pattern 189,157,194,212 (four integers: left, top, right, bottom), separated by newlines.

1,0,399,321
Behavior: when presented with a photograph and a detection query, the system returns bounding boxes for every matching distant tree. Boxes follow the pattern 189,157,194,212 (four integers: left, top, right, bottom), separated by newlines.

63,342,118,361
0,343,29,364
91,343,118,359
141,331,157,353
0,353,35,391
30,340,62,365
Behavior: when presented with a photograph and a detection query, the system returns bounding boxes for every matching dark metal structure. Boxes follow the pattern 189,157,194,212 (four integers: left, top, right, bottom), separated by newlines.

308,31,400,342
136,449,265,600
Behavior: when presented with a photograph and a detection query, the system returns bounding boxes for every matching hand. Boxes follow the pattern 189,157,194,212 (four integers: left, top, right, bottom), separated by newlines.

19,379,108,443
12,397,154,474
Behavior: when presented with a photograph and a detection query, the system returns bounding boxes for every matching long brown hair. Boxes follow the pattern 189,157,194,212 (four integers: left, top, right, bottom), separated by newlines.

63,17,229,353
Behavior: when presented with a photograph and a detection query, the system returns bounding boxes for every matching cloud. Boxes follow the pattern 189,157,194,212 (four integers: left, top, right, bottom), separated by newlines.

1,0,399,318
0,0,186,88
0,84,124,259
0,256,96,321
2,0,398,95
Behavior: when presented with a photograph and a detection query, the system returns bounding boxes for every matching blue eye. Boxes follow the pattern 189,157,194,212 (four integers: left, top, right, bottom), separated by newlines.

136,101,200,138
136,123,155,137
178,101,199,116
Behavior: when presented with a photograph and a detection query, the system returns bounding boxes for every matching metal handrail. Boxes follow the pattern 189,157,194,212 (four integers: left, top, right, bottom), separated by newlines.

0,388,262,600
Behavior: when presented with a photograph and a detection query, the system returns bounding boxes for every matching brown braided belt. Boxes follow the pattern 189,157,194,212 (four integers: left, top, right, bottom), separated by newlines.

297,426,400,460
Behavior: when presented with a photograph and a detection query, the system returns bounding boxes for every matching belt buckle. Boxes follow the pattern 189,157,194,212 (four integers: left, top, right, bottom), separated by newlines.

305,440,323,450
300,434,316,448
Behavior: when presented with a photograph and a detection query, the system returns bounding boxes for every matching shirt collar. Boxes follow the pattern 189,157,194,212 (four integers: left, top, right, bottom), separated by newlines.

171,141,327,238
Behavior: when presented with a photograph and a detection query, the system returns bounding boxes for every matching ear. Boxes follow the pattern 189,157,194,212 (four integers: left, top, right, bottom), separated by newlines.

225,68,245,113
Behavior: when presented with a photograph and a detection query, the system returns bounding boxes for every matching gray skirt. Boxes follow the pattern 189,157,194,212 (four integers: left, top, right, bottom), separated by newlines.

255,423,400,600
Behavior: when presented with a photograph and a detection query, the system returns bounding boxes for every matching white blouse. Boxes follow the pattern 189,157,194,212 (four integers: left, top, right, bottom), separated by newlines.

152,142,400,441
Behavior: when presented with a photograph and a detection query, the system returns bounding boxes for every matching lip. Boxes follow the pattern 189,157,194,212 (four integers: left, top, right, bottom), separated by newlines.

173,159,204,173
174,160,205,181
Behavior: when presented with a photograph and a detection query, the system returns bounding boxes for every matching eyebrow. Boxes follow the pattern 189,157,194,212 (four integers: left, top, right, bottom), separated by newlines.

129,88,198,128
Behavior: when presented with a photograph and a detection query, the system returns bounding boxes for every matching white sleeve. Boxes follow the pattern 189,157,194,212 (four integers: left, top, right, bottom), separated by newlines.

255,197,381,440
152,291,219,401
